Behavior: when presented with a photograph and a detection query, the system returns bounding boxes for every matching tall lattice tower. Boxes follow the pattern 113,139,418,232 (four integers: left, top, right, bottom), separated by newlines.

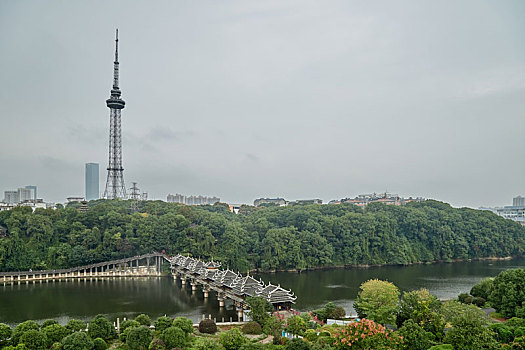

103,29,127,200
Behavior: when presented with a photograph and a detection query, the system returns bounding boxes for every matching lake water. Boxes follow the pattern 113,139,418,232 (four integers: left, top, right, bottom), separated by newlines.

1,258,524,326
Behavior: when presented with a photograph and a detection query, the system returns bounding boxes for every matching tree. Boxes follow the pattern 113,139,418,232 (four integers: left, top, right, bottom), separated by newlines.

160,326,186,349
489,269,525,318
62,331,95,350
219,328,247,350
134,314,151,327
41,319,59,328
93,337,108,350
398,319,432,350
126,326,153,350
443,310,498,350
471,277,494,300
19,330,47,350
88,316,113,340
120,320,141,334
172,317,193,335
11,320,39,345
286,316,307,336
354,279,400,325
246,296,273,327
397,288,444,338
42,324,69,346
154,316,172,333
0,323,12,345
66,319,87,333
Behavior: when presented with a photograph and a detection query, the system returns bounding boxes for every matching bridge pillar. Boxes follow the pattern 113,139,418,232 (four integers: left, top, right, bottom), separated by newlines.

237,308,244,321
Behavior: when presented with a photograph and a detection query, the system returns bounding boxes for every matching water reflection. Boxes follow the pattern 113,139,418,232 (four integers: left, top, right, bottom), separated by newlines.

1,258,524,325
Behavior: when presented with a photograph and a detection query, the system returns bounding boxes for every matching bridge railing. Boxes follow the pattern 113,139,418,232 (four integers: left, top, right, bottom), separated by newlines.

0,252,169,276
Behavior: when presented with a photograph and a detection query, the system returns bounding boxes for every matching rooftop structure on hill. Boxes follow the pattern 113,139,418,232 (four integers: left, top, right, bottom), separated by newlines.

167,193,220,205
254,198,287,207
329,192,424,206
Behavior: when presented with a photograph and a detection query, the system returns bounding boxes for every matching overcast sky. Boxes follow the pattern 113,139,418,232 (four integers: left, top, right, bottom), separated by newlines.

1,1,524,207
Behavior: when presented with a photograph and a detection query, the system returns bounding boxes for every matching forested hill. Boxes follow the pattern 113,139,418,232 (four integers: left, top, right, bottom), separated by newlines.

0,200,523,272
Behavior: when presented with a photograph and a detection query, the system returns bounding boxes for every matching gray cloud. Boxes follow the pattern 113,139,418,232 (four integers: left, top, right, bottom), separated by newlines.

0,0,524,206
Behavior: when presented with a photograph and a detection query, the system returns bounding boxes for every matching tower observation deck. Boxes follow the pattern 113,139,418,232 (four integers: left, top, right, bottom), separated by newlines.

103,29,127,200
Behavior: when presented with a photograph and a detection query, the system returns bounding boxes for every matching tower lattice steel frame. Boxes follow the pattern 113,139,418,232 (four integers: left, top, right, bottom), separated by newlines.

103,29,127,200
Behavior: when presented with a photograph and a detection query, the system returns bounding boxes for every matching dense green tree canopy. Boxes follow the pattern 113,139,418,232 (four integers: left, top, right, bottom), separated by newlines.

489,268,525,318
0,200,524,272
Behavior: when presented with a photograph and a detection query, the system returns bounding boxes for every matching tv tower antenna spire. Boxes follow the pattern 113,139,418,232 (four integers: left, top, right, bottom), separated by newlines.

103,29,127,200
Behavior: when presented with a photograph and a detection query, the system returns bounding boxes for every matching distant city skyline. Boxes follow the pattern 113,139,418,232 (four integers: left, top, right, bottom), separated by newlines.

1,1,524,207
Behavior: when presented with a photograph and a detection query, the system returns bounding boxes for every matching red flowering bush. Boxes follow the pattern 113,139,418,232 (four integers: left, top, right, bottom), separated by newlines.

332,318,403,349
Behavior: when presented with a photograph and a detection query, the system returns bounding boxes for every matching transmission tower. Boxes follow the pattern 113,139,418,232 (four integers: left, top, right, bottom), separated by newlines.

129,182,140,213
103,29,127,200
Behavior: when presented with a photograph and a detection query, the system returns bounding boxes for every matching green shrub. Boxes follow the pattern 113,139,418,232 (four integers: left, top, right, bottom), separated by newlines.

240,343,266,350
148,338,166,350
242,321,262,335
19,330,47,350
507,318,525,328
285,338,311,350
515,327,525,338
172,317,193,335
219,328,247,350
66,319,87,333
160,326,186,349
198,319,217,334
126,326,153,350
42,324,69,347
50,342,63,350
194,337,226,350
11,320,40,345
489,323,514,343
62,332,94,350
428,345,453,350
135,314,151,327
41,319,59,328
154,317,172,333
458,293,473,304
471,297,486,307
93,337,108,350
88,316,114,340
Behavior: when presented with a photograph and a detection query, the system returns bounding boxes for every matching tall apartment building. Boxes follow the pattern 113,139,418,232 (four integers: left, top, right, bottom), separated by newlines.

513,196,525,207
85,163,100,201
25,185,37,201
18,187,34,202
3,191,18,204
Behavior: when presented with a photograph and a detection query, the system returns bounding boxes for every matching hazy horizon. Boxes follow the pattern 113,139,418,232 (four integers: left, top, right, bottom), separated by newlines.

1,1,524,207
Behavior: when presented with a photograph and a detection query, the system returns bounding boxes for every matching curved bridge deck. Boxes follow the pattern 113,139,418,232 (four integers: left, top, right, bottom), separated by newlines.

0,252,167,283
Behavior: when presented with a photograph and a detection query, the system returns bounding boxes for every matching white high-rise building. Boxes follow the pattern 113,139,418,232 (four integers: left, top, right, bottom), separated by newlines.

18,187,34,202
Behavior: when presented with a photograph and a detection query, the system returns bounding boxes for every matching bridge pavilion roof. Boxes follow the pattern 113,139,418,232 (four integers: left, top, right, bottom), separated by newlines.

256,283,297,305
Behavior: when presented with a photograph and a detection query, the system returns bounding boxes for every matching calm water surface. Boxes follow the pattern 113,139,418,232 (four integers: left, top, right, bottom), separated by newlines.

1,258,524,325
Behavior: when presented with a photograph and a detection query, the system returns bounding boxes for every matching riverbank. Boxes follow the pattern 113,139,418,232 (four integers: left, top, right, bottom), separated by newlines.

254,255,517,273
